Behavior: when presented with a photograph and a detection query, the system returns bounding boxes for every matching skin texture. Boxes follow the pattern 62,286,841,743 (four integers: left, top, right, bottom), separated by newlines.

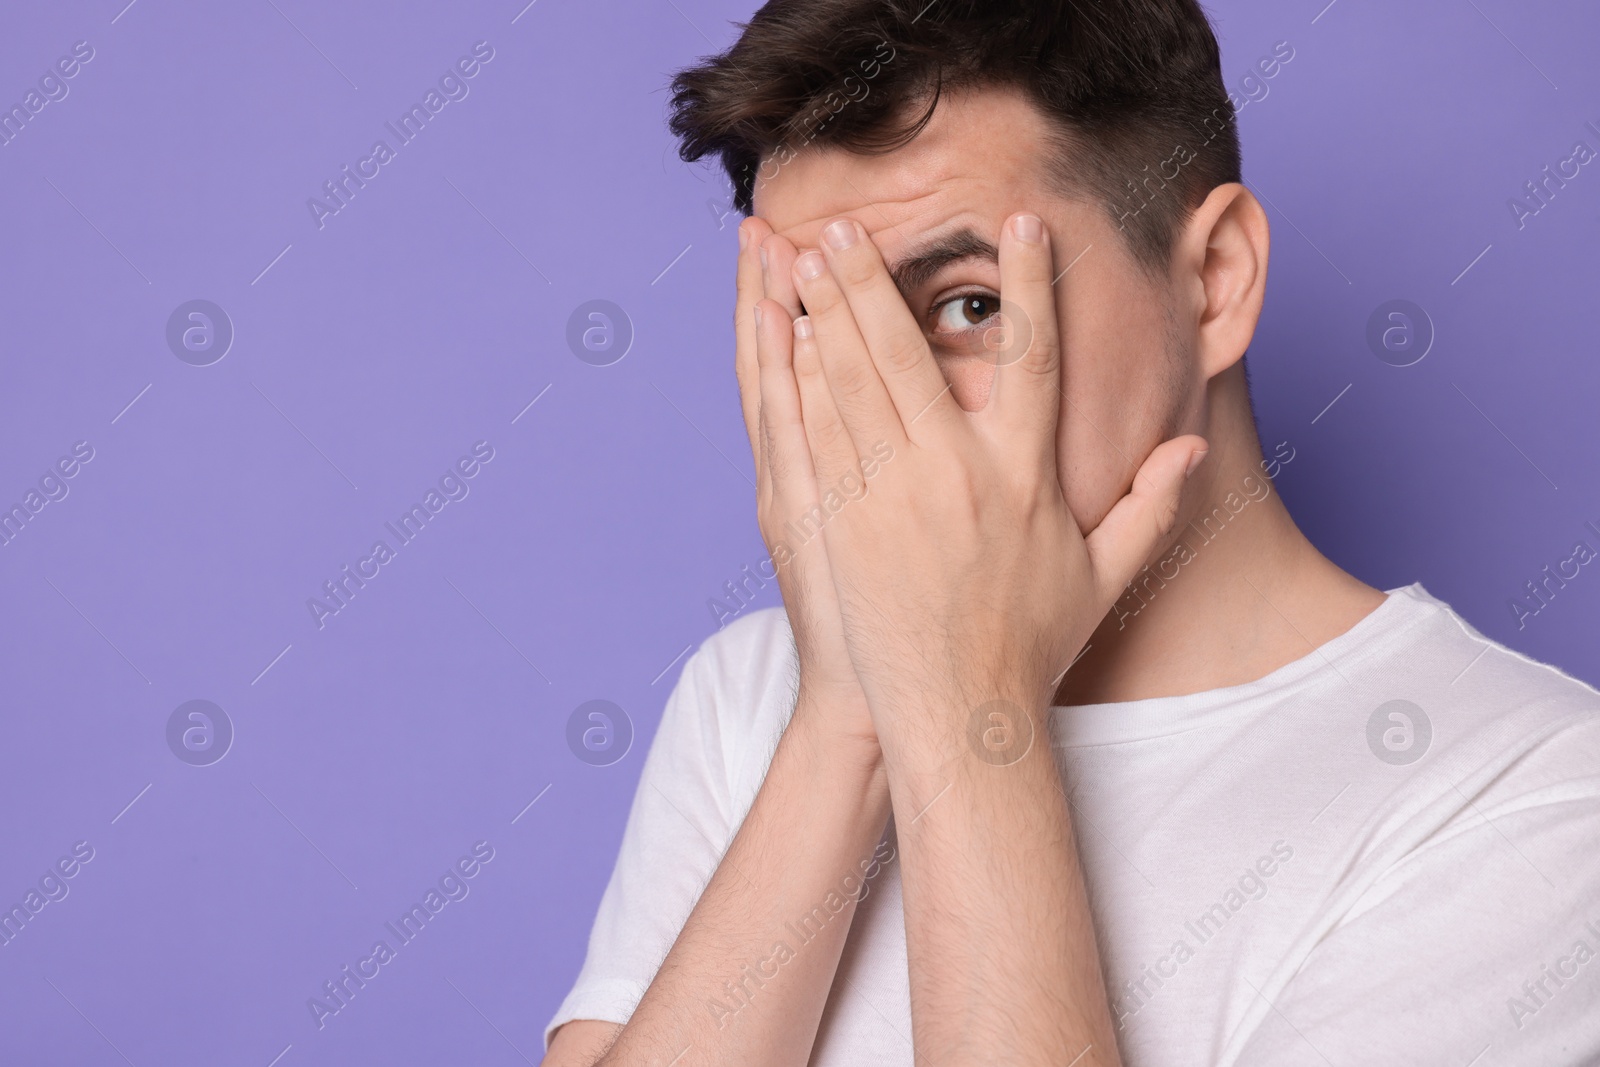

544,85,1384,1067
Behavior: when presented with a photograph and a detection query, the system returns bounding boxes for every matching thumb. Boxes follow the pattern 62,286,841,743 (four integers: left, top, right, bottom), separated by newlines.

1083,435,1208,606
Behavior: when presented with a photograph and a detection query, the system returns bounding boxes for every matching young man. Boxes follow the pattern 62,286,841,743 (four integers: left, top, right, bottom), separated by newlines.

543,1,1600,1064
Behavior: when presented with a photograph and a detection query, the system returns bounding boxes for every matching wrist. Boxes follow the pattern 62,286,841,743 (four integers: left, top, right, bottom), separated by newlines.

870,684,1051,774
789,686,882,770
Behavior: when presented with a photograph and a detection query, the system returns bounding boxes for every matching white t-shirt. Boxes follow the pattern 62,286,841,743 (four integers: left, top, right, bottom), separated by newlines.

546,585,1600,1065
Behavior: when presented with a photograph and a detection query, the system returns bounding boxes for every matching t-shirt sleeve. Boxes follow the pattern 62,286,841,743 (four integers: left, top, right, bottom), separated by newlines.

1232,744,1600,1066
543,643,737,1050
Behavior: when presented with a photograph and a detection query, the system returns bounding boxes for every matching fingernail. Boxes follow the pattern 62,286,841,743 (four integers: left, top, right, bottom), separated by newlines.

1012,214,1044,243
739,223,749,251
754,304,764,328
796,250,827,281
822,219,858,251
794,315,814,340
1185,449,1208,478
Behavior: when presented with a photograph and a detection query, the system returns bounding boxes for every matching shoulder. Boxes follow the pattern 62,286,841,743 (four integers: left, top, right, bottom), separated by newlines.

666,607,798,798
1384,584,1600,725
1291,589,1600,1000
1374,584,1600,818
686,606,798,707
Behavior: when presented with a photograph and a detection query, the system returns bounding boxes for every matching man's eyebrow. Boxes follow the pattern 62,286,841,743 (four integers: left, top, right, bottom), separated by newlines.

887,228,999,295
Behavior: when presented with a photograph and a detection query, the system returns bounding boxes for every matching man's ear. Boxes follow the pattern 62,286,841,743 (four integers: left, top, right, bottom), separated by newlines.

1172,183,1269,381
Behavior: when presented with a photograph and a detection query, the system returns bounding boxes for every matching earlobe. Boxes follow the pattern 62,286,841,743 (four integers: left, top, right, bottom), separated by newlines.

1191,184,1269,380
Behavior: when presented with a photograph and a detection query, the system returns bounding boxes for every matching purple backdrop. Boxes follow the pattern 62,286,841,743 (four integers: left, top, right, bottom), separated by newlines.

1,0,1596,1062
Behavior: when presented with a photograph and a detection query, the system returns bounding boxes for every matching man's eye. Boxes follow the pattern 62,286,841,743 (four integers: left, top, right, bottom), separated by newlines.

931,293,1000,334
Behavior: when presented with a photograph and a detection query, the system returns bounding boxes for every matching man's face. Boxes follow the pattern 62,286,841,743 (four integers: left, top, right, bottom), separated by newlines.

753,86,1197,531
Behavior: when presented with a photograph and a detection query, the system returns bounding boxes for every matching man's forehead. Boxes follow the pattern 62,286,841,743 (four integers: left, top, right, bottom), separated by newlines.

755,149,973,251
751,86,1054,252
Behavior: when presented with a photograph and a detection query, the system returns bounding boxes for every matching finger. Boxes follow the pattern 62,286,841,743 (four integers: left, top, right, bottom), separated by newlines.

981,212,1062,468
816,217,956,434
759,233,804,321
1084,436,1209,606
735,216,775,468
792,246,906,455
790,314,862,493
753,298,816,510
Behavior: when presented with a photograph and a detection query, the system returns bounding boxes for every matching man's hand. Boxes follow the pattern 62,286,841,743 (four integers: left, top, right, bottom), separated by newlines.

778,210,1207,1067
734,216,878,746
785,211,1206,737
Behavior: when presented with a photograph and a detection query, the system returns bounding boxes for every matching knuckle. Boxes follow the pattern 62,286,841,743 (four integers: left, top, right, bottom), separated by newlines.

756,501,780,538
835,252,878,289
800,281,842,316
811,414,852,454
879,328,926,373
1154,489,1182,537
828,359,874,399
792,343,824,379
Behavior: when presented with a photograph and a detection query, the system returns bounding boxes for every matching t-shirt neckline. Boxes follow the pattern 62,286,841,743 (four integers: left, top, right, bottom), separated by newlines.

1048,583,1436,747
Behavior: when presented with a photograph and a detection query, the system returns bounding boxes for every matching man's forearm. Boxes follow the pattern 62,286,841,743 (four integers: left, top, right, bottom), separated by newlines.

599,695,892,1067
879,698,1121,1067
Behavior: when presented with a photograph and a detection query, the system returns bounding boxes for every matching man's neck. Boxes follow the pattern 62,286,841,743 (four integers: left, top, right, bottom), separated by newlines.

1055,439,1386,708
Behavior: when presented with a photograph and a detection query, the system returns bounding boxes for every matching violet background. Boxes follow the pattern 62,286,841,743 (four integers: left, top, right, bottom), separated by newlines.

1,0,1596,1063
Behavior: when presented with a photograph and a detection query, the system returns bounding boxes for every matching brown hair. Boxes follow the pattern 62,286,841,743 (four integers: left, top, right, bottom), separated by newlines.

669,0,1242,274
